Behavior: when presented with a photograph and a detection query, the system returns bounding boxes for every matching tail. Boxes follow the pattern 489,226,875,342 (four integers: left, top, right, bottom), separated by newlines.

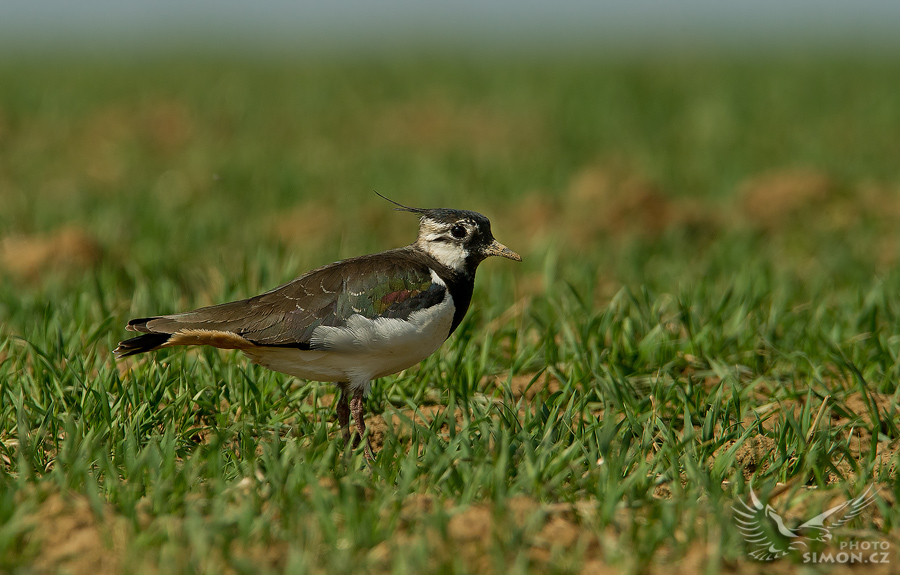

114,333,172,357
113,316,172,358
113,315,257,358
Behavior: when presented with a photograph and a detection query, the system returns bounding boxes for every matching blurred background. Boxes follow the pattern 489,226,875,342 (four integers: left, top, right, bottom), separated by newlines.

1,1,900,307
3,1,900,55
4,6,900,573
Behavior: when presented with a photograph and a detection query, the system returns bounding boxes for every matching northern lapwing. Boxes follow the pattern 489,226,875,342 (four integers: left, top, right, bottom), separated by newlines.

114,195,521,460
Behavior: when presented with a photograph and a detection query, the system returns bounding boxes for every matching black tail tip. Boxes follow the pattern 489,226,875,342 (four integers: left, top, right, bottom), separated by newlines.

113,332,170,358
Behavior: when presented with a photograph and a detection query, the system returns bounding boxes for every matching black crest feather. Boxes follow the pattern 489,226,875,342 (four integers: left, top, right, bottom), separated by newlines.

373,191,426,215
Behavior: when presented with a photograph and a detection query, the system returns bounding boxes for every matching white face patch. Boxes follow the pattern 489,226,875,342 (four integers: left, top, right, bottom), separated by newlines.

420,240,467,271
416,218,470,271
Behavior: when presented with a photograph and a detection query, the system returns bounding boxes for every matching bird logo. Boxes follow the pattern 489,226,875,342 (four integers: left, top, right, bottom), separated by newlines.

732,484,879,561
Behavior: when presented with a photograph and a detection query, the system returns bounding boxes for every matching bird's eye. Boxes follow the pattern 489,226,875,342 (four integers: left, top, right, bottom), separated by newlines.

450,224,468,239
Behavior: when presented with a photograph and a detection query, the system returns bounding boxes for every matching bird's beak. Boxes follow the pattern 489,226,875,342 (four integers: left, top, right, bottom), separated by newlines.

484,239,522,262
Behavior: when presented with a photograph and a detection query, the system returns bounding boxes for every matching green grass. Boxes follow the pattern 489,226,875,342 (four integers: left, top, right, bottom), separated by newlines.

1,55,899,574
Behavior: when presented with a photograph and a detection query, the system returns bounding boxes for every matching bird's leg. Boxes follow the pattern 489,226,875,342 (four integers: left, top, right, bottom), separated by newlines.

336,384,351,445
350,388,375,461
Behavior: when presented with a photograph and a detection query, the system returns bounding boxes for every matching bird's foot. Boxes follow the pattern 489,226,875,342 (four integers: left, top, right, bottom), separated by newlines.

337,386,352,445
350,389,376,463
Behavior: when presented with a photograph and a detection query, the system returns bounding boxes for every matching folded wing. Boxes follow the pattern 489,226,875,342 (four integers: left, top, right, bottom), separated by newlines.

115,253,445,357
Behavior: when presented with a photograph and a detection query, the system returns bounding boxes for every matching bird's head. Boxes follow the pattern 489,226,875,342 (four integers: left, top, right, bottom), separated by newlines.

377,193,522,273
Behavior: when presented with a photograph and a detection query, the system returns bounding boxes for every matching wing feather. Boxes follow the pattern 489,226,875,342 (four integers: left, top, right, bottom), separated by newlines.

118,251,445,354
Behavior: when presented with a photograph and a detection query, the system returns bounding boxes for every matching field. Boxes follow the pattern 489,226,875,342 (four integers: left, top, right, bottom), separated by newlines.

1,54,899,574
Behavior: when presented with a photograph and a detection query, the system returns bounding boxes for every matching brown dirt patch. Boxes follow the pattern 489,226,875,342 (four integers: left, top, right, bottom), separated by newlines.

377,495,602,575
23,491,127,575
838,391,896,422
0,226,103,281
829,391,899,481
723,390,898,485
715,434,778,480
856,182,900,249
20,486,896,575
488,372,562,401
566,165,677,243
139,99,194,154
368,405,465,451
508,192,558,249
739,168,834,228
510,162,715,251
74,106,135,186
73,100,193,186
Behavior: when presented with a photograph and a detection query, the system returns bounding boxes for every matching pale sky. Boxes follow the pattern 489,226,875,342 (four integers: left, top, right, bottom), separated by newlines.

1,1,899,55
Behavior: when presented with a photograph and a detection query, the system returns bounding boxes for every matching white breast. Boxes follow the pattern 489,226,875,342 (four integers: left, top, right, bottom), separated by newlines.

241,274,454,394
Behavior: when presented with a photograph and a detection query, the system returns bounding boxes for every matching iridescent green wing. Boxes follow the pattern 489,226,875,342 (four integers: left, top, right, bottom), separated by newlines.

247,255,445,346
135,253,446,348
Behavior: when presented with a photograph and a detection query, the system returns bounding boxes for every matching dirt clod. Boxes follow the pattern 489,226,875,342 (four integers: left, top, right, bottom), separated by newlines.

739,168,833,227
1,227,103,281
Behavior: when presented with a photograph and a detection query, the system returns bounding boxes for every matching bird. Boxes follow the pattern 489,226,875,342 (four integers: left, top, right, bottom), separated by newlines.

732,483,879,561
114,194,521,460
